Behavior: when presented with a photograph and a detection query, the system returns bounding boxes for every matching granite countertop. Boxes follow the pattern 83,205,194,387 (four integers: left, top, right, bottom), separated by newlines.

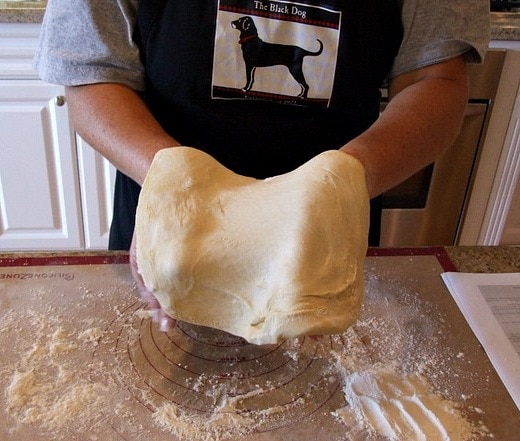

1,4,520,41
0,246,519,273
0,1,45,24
491,11,520,40
446,246,520,273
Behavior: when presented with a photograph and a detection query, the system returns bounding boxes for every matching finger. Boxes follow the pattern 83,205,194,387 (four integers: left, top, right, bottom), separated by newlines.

158,310,176,332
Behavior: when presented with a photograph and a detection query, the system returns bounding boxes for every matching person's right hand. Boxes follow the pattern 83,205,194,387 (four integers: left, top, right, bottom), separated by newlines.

130,232,176,332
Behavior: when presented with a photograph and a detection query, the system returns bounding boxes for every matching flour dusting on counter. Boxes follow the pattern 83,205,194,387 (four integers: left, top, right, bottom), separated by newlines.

1,310,109,432
326,272,490,440
334,369,474,440
0,262,499,441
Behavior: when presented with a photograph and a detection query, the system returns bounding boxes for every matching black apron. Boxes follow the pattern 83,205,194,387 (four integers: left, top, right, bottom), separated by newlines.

109,0,403,249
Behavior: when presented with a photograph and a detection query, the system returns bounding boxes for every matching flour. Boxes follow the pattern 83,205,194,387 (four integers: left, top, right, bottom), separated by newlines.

152,382,308,441
78,327,105,345
333,370,474,440
2,309,110,436
153,402,255,441
326,273,491,441
1,272,492,441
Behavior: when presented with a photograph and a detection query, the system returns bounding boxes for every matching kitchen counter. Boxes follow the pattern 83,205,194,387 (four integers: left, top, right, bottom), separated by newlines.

2,245,518,273
0,246,518,440
0,1,45,24
446,245,520,272
491,11,520,40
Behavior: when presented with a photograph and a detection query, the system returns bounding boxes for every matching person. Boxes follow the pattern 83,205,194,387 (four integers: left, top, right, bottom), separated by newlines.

34,0,490,331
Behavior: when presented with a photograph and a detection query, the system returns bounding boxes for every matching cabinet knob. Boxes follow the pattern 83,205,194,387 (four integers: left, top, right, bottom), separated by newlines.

55,96,66,107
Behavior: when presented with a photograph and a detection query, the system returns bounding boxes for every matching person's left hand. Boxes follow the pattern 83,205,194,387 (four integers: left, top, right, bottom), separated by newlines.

130,232,176,332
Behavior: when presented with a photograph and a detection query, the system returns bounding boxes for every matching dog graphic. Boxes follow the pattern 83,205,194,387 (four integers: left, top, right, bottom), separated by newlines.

231,16,323,98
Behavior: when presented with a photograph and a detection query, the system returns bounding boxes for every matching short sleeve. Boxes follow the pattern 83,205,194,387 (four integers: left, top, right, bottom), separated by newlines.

390,0,490,78
33,0,145,91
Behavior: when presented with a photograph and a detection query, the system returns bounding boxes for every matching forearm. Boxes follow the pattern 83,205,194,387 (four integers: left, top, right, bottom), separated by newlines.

342,56,469,198
66,83,179,185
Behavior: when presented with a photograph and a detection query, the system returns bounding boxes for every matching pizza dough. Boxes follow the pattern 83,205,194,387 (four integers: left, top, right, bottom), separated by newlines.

135,147,369,345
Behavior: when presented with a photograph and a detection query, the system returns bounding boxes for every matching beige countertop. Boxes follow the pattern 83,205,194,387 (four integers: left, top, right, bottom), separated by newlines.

1,3,520,41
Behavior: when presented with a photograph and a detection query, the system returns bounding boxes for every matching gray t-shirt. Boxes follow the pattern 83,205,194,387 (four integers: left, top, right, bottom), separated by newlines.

33,0,490,91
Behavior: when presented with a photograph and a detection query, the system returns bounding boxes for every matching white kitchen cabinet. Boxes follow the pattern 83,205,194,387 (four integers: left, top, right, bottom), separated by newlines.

0,23,115,250
76,136,116,250
0,80,84,250
0,80,115,250
498,89,520,245
462,41,520,246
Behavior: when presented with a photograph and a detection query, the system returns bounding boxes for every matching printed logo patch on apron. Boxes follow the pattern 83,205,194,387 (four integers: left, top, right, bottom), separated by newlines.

212,0,342,108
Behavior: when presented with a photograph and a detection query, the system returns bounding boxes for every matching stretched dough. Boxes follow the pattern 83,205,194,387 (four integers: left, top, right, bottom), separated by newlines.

136,147,369,345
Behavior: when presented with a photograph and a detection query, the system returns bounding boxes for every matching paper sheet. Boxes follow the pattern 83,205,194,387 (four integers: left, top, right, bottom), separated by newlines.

441,272,520,410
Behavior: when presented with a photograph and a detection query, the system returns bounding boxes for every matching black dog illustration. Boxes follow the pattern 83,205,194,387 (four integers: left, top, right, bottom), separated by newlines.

231,16,323,98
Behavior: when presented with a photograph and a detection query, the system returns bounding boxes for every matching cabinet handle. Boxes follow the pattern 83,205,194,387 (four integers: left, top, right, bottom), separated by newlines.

55,96,66,107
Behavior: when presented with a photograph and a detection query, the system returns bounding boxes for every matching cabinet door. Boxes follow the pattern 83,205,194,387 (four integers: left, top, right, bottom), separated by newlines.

76,136,116,250
0,80,83,250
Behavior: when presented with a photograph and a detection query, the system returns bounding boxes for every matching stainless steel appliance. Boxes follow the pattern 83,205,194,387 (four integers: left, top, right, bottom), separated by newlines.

379,51,508,247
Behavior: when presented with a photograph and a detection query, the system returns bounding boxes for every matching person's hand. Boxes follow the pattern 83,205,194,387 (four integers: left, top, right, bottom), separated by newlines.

130,232,176,332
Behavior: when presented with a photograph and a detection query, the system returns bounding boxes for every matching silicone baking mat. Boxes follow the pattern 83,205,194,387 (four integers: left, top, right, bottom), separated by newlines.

0,250,518,440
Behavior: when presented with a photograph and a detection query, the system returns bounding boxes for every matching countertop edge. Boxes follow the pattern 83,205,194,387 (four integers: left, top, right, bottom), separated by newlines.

0,7,44,24
491,23,520,41
1,247,519,273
